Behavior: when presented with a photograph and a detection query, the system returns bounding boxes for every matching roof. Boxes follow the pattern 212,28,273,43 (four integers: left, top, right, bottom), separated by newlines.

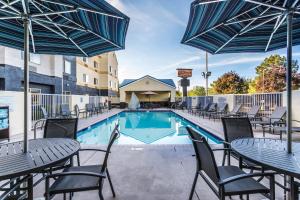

119,75,176,88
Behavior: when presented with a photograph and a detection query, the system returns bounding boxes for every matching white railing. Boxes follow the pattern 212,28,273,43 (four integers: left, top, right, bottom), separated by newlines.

31,93,72,123
186,92,283,117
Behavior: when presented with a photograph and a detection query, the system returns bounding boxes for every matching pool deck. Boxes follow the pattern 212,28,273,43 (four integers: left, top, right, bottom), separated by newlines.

29,108,297,200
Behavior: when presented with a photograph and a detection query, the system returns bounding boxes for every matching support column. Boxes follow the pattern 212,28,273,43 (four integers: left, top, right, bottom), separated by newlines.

286,12,293,154
23,16,29,153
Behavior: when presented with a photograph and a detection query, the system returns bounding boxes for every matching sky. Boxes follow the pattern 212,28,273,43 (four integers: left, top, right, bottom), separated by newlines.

107,0,300,89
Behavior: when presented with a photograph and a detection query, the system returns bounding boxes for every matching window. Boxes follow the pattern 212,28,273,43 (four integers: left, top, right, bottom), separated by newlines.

64,60,71,74
94,78,98,85
109,66,112,73
115,82,117,89
0,78,5,90
114,69,117,76
94,61,99,68
83,74,89,83
21,51,41,64
82,57,88,63
109,81,112,88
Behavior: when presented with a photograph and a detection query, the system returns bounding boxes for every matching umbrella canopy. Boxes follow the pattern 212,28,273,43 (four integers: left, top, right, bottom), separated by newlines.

0,0,129,56
182,0,300,153
0,0,129,152
181,0,300,54
141,91,158,95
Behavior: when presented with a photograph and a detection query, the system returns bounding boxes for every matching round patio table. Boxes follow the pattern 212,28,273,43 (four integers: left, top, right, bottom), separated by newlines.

231,138,300,200
0,138,80,200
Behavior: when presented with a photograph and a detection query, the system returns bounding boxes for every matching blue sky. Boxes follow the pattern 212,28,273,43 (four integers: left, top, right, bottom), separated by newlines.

107,0,300,89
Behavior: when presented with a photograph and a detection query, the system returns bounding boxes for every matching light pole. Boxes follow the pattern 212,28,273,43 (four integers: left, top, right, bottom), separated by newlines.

201,52,211,105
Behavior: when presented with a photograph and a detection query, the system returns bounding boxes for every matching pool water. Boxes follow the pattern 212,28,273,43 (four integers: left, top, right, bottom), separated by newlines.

77,111,221,145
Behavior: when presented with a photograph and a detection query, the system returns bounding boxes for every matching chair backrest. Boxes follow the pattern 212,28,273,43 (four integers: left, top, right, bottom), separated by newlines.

208,103,217,112
60,104,71,116
101,124,120,173
44,118,78,139
270,106,286,122
247,105,260,117
86,103,93,112
202,103,210,111
41,106,48,119
186,127,220,185
231,104,242,114
196,102,201,109
217,103,228,112
221,117,253,145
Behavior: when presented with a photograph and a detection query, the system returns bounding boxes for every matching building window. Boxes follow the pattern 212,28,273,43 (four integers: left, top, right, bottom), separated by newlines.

94,78,98,85
109,81,112,88
109,66,112,73
83,74,89,83
82,57,88,63
114,69,117,76
115,82,117,89
0,78,5,90
94,61,98,68
21,51,41,64
64,60,71,74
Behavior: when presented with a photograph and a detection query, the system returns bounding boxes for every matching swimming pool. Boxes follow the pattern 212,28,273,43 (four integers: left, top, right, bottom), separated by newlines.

77,111,222,145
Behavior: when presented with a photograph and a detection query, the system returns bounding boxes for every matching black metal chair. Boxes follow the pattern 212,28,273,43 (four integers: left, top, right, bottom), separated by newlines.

186,127,275,200
208,103,228,120
200,103,217,118
86,103,94,117
45,125,120,200
221,117,262,171
60,104,76,118
218,104,242,118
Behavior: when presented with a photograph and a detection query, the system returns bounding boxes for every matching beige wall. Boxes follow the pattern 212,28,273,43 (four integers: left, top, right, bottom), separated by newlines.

120,76,176,103
76,52,119,93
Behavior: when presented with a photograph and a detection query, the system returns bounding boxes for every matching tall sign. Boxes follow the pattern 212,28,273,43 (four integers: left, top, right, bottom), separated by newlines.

177,68,192,97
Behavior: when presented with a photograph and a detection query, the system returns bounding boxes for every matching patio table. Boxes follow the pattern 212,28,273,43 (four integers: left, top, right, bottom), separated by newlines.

231,138,300,200
0,138,80,199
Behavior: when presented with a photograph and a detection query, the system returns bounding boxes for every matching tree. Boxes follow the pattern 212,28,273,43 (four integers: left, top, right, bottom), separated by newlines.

176,90,182,97
254,54,300,92
188,86,206,96
211,71,249,94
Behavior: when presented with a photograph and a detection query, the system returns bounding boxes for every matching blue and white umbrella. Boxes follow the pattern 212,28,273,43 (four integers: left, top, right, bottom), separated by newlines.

0,0,129,151
182,0,300,152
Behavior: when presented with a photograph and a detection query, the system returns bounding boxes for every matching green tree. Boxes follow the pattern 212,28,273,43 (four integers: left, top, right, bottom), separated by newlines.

188,86,206,96
211,71,249,94
176,90,182,97
254,54,300,92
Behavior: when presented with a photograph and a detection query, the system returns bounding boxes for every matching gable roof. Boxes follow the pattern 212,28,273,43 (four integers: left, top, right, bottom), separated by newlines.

119,75,176,88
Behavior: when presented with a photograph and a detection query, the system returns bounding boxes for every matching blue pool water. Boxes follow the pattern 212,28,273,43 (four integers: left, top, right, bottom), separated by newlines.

77,111,222,145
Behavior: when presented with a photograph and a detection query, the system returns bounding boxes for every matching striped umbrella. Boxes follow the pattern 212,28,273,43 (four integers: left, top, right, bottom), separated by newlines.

182,0,300,153
0,0,129,152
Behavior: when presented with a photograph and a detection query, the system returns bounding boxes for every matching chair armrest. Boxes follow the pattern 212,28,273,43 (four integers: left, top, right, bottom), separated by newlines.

218,172,275,185
46,171,106,179
33,119,46,139
79,148,109,153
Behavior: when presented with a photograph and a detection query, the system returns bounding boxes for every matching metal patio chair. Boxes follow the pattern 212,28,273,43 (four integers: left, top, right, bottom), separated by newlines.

251,106,286,137
74,104,88,118
218,104,242,118
243,105,260,120
221,117,263,171
86,103,95,117
45,125,120,200
186,127,275,200
194,102,210,116
60,104,76,118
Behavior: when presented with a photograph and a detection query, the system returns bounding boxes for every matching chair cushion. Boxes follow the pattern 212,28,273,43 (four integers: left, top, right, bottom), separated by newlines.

218,166,269,195
49,165,105,194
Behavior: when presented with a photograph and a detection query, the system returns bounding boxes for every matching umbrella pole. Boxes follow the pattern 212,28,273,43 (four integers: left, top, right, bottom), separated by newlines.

286,11,293,153
23,16,29,153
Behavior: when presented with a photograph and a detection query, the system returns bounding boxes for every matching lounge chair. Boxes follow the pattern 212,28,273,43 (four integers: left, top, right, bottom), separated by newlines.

186,127,275,200
86,103,94,117
189,102,201,115
251,106,286,137
272,120,300,140
194,102,210,116
45,125,119,200
243,105,260,120
208,103,228,120
219,104,242,118
200,103,217,118
221,117,263,171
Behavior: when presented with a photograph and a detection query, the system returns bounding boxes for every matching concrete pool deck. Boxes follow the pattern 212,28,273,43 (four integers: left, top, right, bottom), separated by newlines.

28,108,299,199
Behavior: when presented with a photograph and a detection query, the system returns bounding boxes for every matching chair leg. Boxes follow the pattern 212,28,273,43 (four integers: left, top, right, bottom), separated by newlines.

189,172,198,200
106,169,116,197
269,175,275,200
99,183,104,200
222,152,226,166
